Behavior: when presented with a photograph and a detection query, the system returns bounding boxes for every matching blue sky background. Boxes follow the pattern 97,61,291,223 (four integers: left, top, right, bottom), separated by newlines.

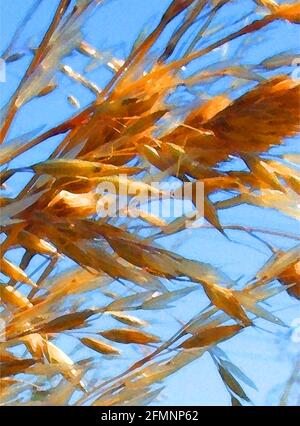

0,0,300,405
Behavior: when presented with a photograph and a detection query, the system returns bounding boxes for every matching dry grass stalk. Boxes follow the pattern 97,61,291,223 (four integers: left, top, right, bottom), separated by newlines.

0,0,299,406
